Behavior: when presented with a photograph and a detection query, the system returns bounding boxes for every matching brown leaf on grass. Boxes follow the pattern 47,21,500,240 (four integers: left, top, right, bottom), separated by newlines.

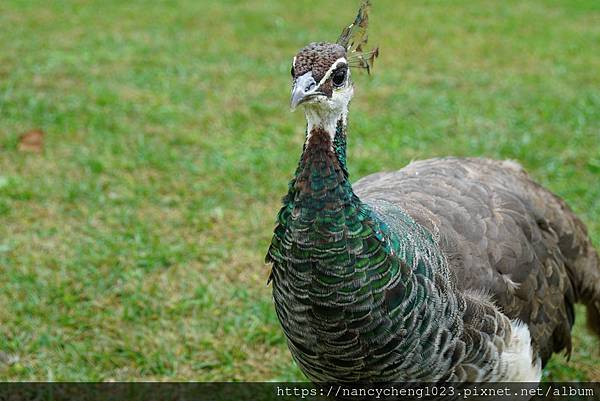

18,129,45,153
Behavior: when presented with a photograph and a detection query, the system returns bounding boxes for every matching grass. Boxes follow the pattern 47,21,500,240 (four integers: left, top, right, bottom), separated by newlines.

0,0,599,381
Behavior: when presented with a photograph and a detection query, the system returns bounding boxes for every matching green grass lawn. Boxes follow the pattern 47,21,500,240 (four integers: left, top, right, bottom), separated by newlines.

0,0,599,381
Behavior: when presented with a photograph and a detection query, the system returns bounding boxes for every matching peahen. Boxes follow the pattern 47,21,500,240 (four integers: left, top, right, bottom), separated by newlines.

266,1,600,383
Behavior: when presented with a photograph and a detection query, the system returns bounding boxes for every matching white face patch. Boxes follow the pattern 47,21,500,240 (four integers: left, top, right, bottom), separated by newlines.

304,70,354,147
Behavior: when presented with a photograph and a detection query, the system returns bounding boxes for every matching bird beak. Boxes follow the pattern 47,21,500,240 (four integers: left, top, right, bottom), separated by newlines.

290,72,318,110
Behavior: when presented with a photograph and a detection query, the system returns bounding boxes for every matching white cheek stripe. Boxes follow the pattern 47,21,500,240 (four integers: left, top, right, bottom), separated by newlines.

316,57,347,88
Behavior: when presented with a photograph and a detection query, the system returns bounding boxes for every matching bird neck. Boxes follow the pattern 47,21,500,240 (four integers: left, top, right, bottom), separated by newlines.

302,107,348,162
297,116,350,197
285,114,362,229
274,114,394,270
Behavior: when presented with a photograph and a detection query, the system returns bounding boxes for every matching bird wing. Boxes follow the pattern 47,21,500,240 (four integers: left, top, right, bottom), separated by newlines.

354,157,598,364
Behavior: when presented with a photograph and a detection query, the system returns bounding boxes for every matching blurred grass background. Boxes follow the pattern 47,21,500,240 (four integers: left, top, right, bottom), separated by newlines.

0,0,599,381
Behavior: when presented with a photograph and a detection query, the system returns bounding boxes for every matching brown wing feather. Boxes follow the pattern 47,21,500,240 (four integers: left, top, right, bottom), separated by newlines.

354,157,599,364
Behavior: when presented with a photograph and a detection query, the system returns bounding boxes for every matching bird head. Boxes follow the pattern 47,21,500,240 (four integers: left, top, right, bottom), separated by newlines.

290,1,378,136
290,42,352,113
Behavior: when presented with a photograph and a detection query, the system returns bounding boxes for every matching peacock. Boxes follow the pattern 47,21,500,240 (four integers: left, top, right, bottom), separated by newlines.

266,1,600,383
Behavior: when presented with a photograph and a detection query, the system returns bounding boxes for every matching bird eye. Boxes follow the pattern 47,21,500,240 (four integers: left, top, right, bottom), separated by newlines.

332,68,346,87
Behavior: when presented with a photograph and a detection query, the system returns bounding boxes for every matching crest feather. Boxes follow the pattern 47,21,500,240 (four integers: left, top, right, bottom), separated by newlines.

337,0,379,74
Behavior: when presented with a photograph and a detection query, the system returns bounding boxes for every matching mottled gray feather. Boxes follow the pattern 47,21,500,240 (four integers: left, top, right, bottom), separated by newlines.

355,157,599,364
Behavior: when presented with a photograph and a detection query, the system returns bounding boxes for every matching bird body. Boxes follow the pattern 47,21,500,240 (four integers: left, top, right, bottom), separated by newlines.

267,1,600,384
